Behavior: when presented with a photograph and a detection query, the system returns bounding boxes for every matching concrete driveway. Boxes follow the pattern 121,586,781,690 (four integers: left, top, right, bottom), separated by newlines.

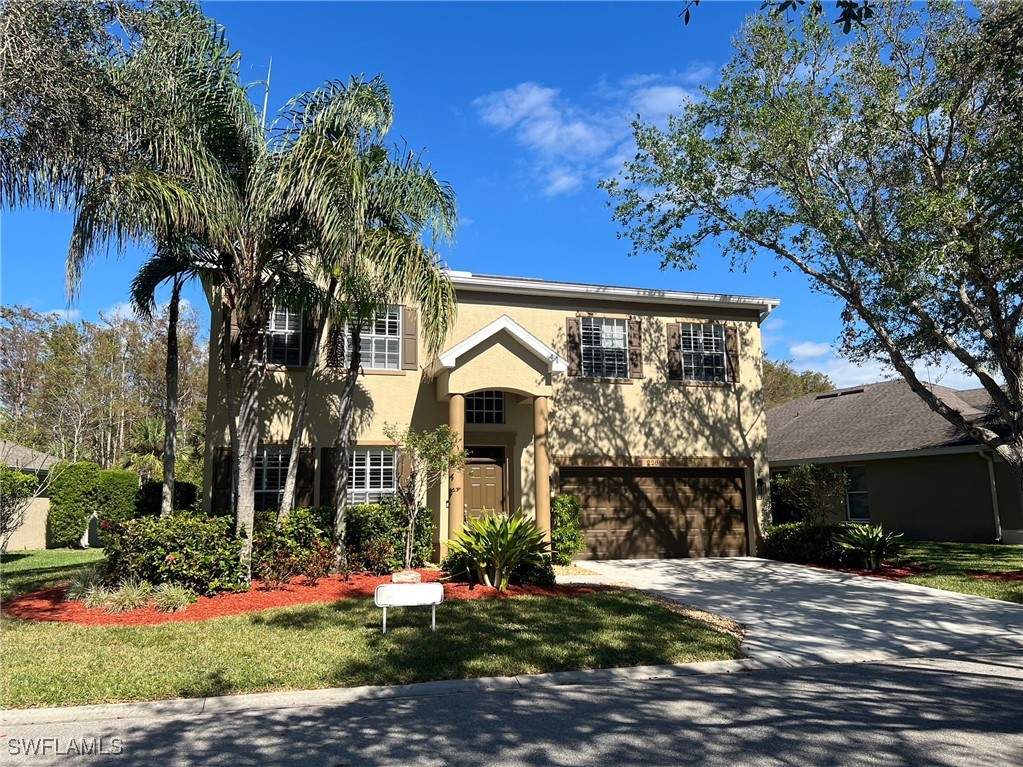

584,558,1023,665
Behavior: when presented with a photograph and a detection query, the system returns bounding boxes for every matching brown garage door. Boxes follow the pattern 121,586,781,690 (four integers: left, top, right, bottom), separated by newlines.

560,467,749,559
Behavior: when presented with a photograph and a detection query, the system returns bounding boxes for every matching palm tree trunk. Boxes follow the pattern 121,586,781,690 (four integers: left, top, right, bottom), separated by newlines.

221,308,240,517
236,325,263,583
332,326,362,567
161,276,183,516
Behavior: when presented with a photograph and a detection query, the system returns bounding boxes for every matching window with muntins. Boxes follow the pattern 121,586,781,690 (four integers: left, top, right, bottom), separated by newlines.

267,307,303,366
466,391,505,424
255,446,291,511
679,323,727,383
348,447,397,504
349,306,402,370
845,466,870,521
580,317,629,379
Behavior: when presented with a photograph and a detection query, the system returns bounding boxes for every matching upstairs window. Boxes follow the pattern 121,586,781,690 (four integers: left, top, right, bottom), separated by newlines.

580,316,629,379
349,306,402,370
348,447,397,504
266,307,303,367
255,446,290,511
845,466,870,521
679,322,727,383
466,391,505,424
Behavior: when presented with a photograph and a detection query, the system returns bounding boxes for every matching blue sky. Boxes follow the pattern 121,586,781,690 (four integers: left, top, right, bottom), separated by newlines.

0,1,974,388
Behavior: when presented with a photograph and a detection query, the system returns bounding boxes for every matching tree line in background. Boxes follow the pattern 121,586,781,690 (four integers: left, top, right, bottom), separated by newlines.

0,304,207,486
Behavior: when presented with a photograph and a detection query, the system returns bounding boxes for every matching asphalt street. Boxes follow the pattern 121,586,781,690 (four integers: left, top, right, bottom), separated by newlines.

4,653,1022,766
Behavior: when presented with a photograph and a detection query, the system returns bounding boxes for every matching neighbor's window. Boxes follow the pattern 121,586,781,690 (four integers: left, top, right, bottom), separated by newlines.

255,445,291,511
679,322,727,383
845,466,870,521
348,447,397,504
580,316,629,379
349,306,401,370
266,306,303,366
466,391,505,424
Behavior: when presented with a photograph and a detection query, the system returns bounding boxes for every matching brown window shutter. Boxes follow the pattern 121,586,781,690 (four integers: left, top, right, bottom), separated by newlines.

666,323,683,380
229,315,241,363
318,447,337,506
565,317,582,377
401,306,418,371
295,447,316,508
627,319,643,379
212,447,233,512
725,326,740,383
301,312,315,367
326,322,346,368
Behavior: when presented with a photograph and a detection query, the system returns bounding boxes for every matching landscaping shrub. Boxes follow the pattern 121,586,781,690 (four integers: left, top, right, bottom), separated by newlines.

761,522,848,566
770,464,848,525
252,507,335,586
134,479,200,517
345,501,434,572
152,583,198,612
0,465,39,553
551,494,585,565
47,462,100,547
837,523,904,570
104,512,246,595
96,469,139,541
105,579,153,613
66,566,105,601
445,512,549,592
513,556,557,587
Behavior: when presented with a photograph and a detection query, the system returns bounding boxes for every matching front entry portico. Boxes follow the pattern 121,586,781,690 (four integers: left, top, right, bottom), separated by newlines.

431,315,568,554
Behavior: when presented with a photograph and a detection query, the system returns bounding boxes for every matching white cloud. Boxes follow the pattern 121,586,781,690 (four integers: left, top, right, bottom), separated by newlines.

102,301,135,320
41,308,80,322
816,353,984,391
789,340,831,361
475,67,715,197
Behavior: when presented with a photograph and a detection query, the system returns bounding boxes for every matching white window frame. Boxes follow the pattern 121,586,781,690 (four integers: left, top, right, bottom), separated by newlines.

348,306,402,370
255,445,291,511
580,316,630,379
347,447,397,504
266,306,303,367
466,391,505,424
845,465,870,522
679,322,728,383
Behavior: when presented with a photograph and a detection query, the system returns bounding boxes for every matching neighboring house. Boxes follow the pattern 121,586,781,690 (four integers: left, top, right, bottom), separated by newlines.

767,381,1023,544
0,439,59,551
203,270,779,560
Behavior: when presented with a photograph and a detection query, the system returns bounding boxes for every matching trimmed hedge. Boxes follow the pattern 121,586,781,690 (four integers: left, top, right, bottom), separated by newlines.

761,522,849,566
48,462,100,547
104,512,247,595
551,494,585,565
345,501,434,572
96,469,139,541
134,479,200,517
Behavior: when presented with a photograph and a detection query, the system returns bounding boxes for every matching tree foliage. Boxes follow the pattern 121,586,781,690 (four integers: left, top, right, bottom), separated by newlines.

0,466,39,553
770,463,849,526
605,0,1023,491
763,357,834,409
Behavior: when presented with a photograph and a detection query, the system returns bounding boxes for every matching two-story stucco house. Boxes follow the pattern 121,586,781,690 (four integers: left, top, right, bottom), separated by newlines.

203,270,779,560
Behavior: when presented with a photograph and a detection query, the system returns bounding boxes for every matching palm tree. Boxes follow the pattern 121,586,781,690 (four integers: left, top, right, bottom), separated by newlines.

275,91,458,523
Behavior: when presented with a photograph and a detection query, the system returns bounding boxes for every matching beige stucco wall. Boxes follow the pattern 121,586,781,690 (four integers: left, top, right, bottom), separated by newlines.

5,496,50,551
204,288,771,553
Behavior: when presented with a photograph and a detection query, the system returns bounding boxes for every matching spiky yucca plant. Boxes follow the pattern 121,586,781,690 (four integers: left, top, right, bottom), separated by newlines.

446,512,549,592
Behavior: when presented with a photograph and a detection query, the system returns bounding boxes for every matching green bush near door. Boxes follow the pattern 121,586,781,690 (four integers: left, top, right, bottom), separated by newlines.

47,462,100,547
551,494,585,565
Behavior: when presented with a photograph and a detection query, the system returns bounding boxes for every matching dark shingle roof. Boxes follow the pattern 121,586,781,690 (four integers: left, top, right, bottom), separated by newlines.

767,380,991,463
0,440,59,472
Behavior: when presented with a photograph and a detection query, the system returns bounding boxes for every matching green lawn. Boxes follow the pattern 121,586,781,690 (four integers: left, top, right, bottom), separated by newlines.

1,548,106,600
899,541,1023,604
1,550,742,709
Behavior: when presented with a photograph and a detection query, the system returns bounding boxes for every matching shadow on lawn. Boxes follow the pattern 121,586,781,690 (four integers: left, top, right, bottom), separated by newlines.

40,654,1023,766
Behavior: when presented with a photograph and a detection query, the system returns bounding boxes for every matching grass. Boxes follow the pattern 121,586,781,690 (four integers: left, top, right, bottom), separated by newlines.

1,551,742,709
899,541,1023,604
1,548,106,600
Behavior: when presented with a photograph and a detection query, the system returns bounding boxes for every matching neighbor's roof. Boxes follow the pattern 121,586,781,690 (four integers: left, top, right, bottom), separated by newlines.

0,439,59,472
445,270,780,317
767,380,994,464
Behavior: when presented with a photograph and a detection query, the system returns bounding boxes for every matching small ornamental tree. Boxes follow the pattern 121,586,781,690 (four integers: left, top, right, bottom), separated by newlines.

770,464,849,526
383,423,467,570
0,466,39,553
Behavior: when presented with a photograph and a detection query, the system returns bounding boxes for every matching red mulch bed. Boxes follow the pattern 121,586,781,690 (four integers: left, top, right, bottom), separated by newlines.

1,570,615,627
971,571,1023,582
814,562,934,581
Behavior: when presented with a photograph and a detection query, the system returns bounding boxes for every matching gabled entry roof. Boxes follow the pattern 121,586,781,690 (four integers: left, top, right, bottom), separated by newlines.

434,315,568,374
